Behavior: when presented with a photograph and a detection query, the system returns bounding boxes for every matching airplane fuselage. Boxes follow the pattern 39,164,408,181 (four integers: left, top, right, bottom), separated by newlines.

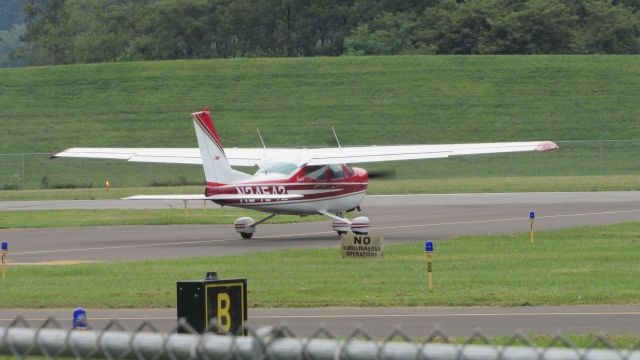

205,165,368,215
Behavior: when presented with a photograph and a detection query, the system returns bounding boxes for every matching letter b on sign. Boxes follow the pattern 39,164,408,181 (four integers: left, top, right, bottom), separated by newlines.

206,281,247,335
217,292,231,332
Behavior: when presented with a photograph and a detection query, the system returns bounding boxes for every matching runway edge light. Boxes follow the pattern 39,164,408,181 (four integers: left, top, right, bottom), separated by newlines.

72,308,88,330
425,241,433,253
529,211,536,244
1,241,7,281
425,241,434,291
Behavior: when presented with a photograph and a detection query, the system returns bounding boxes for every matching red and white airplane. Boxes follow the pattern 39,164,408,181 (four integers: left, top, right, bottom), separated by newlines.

54,107,558,239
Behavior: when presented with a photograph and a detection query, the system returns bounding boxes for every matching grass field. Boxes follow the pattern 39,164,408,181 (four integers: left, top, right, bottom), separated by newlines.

1,222,638,308
2,175,640,202
0,208,324,228
1,56,639,190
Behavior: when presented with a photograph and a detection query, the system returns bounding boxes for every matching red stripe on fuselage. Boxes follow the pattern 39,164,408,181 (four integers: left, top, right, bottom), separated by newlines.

205,182,367,205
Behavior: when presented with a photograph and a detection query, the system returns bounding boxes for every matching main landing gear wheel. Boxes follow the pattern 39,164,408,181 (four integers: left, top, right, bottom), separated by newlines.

240,232,253,239
336,230,347,236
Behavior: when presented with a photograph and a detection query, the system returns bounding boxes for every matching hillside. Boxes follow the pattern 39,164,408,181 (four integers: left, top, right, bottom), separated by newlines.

1,55,639,188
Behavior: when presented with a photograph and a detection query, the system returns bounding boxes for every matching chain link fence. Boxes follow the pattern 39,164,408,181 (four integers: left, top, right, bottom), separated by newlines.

1,140,640,190
1,316,639,360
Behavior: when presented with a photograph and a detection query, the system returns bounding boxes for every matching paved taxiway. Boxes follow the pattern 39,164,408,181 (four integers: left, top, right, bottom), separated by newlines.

1,306,640,337
2,192,640,263
1,192,639,336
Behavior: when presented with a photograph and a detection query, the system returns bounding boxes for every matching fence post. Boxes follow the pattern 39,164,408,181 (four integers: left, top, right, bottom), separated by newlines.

21,154,25,190
599,140,604,176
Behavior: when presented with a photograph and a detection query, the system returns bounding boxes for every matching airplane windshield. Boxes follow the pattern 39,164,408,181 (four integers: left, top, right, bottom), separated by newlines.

257,162,298,176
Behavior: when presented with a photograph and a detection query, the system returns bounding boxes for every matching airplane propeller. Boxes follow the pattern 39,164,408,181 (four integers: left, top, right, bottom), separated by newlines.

367,169,396,179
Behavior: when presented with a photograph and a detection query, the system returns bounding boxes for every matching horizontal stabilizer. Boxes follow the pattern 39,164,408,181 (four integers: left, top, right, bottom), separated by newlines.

124,194,303,201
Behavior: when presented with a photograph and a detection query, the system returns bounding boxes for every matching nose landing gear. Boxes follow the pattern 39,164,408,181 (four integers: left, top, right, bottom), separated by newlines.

234,213,277,239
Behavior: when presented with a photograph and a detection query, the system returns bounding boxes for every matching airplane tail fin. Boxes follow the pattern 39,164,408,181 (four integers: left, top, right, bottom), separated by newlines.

192,107,250,186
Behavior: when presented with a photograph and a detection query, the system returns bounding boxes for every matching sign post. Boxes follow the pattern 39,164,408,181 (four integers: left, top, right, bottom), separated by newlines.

1,241,7,280
529,211,535,244
425,241,434,291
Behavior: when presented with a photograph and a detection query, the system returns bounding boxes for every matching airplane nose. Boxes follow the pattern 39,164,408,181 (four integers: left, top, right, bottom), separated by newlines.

353,167,368,181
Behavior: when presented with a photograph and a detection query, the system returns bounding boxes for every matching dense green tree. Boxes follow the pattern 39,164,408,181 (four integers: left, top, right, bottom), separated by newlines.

0,0,23,31
485,0,579,54
581,0,640,53
0,24,26,67
345,12,435,55
7,0,640,66
17,0,75,65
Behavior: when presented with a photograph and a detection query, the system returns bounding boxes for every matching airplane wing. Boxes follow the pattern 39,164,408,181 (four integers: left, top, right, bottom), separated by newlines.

124,194,303,201
52,147,295,167
53,141,557,167
303,141,558,165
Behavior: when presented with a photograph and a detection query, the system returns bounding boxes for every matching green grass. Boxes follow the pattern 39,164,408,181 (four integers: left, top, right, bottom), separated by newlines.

1,222,638,308
1,56,640,190
0,185,203,200
1,175,640,201
468,334,640,349
0,208,323,228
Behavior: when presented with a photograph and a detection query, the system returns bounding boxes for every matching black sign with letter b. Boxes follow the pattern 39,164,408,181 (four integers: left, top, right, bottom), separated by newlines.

177,277,247,335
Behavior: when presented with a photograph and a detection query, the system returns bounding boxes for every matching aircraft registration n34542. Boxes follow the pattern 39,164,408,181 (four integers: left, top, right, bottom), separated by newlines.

54,107,557,239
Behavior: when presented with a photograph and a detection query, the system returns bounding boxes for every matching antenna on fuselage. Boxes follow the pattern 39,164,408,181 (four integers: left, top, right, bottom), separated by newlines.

331,126,342,149
257,128,266,149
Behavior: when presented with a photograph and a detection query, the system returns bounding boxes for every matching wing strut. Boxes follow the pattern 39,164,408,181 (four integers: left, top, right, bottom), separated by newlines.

331,127,342,149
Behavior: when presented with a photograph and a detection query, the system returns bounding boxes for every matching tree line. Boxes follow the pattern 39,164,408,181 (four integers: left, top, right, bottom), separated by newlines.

3,0,640,66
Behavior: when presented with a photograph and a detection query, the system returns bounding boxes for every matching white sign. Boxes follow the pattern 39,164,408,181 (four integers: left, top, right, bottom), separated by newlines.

341,234,384,258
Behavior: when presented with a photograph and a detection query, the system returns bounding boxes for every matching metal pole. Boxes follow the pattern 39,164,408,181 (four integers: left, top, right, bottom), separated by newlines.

21,154,25,190
1,326,639,360
600,140,604,176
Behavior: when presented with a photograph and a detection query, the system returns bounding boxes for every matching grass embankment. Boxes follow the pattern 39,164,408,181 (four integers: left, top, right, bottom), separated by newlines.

1,222,638,308
1,175,640,202
1,56,639,190
0,208,323,228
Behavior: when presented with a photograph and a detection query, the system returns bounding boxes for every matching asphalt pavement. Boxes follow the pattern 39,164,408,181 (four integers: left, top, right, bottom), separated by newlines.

1,192,640,263
1,306,639,337
1,192,639,336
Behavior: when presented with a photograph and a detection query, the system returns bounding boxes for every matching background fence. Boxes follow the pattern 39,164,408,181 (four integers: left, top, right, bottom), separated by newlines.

1,140,640,190
1,317,639,360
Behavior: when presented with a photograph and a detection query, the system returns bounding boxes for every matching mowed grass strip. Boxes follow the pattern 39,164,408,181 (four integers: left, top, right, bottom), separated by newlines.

0,208,323,228
2,56,640,190
2,175,640,202
0,222,638,308
472,334,640,349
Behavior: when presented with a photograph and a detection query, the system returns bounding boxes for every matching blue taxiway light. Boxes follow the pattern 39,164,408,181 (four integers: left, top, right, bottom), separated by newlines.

72,308,87,329
425,241,433,253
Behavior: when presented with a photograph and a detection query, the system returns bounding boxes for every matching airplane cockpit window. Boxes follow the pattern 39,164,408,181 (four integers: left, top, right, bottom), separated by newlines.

305,165,327,180
257,162,298,175
344,164,354,176
329,164,345,179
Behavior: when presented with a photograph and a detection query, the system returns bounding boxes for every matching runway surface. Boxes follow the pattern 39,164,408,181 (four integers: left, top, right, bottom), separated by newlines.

1,306,639,337
1,192,639,336
1,192,640,263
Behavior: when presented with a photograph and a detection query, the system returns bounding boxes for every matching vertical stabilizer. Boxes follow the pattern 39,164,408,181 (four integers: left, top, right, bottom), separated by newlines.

192,107,249,185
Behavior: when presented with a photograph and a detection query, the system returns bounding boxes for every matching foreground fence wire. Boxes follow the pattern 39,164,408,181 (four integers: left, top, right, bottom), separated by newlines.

1,317,639,360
